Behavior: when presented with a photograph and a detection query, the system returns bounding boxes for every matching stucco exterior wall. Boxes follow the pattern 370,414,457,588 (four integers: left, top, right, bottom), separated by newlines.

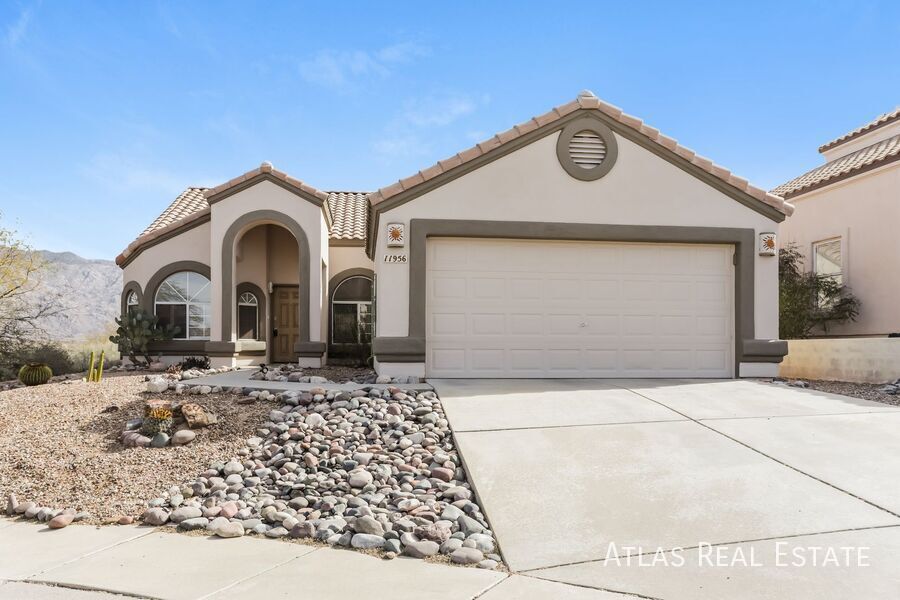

779,163,900,336
780,338,900,383
329,245,374,279
210,180,327,343
122,222,211,294
375,130,782,351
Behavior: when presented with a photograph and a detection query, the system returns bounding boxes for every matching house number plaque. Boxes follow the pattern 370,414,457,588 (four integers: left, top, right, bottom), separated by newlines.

383,254,408,264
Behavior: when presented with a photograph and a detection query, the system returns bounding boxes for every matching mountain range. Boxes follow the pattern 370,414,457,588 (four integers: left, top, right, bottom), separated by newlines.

36,251,121,341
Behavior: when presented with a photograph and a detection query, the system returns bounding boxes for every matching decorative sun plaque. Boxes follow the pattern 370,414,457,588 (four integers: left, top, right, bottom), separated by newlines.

759,232,777,256
386,223,405,247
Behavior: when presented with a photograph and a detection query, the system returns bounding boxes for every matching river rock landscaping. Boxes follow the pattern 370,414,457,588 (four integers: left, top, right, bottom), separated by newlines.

139,384,500,568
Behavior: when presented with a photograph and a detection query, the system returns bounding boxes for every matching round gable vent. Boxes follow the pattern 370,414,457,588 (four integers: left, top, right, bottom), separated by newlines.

556,118,618,181
568,130,607,168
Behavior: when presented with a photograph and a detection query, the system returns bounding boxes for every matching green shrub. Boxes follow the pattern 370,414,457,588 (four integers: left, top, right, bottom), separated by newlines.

180,356,210,370
20,342,77,375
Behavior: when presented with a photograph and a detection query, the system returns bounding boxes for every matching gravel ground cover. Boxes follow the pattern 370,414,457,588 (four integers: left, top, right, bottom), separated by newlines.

789,379,900,408
140,385,501,568
0,374,273,522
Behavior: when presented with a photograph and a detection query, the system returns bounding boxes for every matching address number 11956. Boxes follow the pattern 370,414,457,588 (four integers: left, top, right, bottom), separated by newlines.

383,254,408,263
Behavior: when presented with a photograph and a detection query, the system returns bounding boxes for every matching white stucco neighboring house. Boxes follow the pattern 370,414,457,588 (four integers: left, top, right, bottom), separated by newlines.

116,91,793,378
775,107,900,337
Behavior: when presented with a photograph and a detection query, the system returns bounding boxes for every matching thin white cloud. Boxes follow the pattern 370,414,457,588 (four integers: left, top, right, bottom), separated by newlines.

372,134,431,161
373,93,490,161
80,154,196,195
4,4,34,48
299,41,429,89
403,96,478,128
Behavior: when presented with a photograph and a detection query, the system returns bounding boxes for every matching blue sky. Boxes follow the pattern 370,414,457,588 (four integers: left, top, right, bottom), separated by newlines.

1,1,898,259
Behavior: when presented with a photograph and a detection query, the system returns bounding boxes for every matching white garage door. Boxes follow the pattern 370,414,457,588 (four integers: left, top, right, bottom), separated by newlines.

425,238,734,378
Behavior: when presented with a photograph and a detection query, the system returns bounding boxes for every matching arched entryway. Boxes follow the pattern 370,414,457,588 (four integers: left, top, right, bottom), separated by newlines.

219,210,325,364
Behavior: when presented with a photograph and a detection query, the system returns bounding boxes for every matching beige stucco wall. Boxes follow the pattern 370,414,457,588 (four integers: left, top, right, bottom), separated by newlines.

779,163,900,336
210,180,327,344
780,338,900,383
122,221,211,294
375,129,783,373
329,245,374,279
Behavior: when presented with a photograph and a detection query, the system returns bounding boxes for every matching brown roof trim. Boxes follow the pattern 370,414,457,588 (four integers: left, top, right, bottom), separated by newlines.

818,107,900,154
368,91,790,215
204,163,333,230
205,162,329,205
365,92,793,257
116,210,211,267
775,144,900,200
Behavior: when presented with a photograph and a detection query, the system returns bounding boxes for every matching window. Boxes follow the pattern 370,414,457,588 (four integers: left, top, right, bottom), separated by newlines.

332,276,372,344
238,291,259,340
154,271,211,339
814,238,842,308
126,291,139,314
813,239,842,285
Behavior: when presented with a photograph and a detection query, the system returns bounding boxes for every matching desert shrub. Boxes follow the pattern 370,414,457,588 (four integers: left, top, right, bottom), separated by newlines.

17,342,77,375
780,243,861,339
180,355,210,370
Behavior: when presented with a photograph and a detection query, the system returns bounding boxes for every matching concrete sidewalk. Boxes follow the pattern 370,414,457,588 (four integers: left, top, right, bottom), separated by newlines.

0,518,619,600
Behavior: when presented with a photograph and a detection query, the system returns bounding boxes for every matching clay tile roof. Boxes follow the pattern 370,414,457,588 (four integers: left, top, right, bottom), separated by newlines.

118,164,370,265
138,187,209,237
818,107,900,153
326,192,369,240
772,133,900,199
205,161,330,203
369,91,794,217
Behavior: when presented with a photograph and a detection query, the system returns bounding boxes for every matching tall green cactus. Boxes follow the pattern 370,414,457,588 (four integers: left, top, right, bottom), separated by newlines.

109,308,179,368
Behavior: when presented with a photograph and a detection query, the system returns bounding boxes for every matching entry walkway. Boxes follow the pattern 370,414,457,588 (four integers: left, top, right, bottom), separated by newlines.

0,519,618,599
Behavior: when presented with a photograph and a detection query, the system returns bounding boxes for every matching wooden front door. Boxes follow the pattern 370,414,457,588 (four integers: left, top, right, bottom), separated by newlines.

271,285,299,363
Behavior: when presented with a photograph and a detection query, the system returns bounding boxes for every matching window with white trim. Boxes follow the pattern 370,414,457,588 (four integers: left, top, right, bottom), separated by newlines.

332,276,372,344
238,291,259,340
154,271,211,339
813,238,843,308
813,238,842,285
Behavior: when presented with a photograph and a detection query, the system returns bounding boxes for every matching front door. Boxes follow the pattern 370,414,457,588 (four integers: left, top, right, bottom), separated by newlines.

271,285,299,363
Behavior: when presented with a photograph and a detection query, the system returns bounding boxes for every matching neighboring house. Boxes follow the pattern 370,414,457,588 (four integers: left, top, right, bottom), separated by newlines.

117,91,793,378
775,107,900,337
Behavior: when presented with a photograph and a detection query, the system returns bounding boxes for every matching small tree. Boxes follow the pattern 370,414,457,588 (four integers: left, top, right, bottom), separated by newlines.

109,308,179,368
779,243,860,339
0,216,63,372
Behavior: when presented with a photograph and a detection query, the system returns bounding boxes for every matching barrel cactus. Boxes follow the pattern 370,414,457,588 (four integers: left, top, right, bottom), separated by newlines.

18,363,53,386
141,407,173,437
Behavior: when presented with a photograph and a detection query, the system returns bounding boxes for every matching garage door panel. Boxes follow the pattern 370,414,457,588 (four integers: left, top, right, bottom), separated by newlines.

426,239,733,378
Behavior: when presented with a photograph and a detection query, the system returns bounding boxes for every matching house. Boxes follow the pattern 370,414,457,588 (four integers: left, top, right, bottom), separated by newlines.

116,91,793,378
775,107,900,337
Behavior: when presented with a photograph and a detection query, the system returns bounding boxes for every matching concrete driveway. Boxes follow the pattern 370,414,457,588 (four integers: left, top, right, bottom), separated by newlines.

433,379,900,599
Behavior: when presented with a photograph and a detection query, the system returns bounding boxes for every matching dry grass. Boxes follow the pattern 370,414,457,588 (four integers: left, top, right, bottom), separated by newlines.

0,373,274,522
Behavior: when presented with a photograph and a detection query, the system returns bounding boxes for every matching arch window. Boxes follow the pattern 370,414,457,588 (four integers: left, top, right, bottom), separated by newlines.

126,290,139,313
332,276,372,344
154,271,211,339
238,291,259,340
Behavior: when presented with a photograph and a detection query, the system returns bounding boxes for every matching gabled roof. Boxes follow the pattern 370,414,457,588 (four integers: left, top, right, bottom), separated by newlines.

139,187,208,237
369,91,793,218
818,107,900,153
117,164,369,266
772,132,900,199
